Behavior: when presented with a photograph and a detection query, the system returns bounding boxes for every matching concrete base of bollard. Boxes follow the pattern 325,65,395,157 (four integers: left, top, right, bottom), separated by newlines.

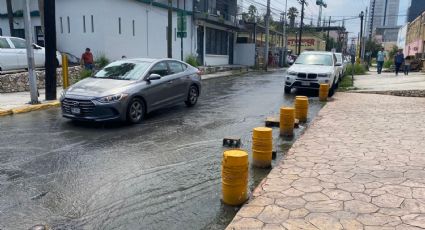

266,117,300,128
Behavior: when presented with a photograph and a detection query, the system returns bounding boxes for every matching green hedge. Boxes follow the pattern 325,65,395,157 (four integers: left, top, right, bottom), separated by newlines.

344,63,366,76
185,55,200,67
383,60,394,69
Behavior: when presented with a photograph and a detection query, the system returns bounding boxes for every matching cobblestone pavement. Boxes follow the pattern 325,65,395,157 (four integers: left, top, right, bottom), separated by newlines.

227,93,425,230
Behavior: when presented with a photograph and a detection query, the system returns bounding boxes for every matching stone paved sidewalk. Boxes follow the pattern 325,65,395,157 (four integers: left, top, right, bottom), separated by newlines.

227,93,425,230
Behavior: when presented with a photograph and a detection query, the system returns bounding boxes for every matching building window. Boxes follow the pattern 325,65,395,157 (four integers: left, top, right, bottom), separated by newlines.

91,15,94,33
132,20,135,36
60,17,63,34
206,27,228,55
83,16,86,33
67,16,70,33
118,17,122,34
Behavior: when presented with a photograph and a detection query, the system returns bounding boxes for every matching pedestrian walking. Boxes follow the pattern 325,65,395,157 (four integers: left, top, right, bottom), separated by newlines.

81,48,94,70
404,56,411,75
376,48,385,74
394,49,404,76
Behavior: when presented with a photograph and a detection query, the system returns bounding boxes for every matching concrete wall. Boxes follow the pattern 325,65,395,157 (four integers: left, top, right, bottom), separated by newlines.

204,55,229,66
233,43,255,66
55,0,195,61
406,40,423,56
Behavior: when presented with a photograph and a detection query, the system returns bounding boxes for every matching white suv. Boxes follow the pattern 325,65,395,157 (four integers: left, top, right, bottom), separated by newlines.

0,36,62,72
284,51,340,97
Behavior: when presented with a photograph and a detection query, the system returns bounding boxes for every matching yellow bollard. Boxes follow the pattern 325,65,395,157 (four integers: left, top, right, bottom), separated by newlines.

280,107,295,136
222,149,248,206
62,53,69,89
319,84,329,101
252,127,273,168
294,97,309,122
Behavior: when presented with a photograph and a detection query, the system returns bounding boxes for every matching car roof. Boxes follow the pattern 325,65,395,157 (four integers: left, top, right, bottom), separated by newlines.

301,51,334,55
121,58,186,64
0,36,22,39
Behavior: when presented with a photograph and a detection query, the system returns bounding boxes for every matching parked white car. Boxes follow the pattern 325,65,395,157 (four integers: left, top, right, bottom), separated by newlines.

335,52,347,78
284,51,341,97
0,36,62,72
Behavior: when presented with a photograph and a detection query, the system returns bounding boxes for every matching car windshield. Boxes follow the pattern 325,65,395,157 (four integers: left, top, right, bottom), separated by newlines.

295,54,333,66
94,61,151,80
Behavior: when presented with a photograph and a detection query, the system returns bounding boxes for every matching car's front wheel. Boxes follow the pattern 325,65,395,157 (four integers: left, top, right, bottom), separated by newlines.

284,86,291,94
127,98,145,124
328,82,336,97
185,85,199,107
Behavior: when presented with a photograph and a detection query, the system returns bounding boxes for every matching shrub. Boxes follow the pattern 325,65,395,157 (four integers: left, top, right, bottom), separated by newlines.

76,69,93,82
344,63,366,76
95,54,110,69
384,60,394,68
185,55,200,67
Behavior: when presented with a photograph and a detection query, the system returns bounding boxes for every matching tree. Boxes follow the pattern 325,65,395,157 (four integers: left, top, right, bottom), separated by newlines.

6,0,14,36
247,5,257,22
365,39,383,58
287,7,299,28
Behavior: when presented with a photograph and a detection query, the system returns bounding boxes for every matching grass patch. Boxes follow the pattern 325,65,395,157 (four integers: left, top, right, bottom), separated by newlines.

338,76,357,92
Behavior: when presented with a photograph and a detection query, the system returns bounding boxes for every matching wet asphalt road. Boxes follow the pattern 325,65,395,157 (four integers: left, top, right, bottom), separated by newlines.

0,70,324,230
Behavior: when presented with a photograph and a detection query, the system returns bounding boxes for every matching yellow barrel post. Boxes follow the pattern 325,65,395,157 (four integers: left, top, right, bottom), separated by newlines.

294,96,309,122
280,107,295,136
252,127,273,168
222,149,248,206
62,53,69,89
319,84,329,101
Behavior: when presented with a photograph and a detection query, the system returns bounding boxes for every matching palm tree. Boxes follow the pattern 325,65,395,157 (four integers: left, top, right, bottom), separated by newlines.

6,0,14,36
247,5,257,22
287,7,298,28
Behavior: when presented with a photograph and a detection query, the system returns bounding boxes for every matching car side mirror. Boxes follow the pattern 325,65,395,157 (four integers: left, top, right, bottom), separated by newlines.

32,44,41,49
335,63,342,67
147,73,161,81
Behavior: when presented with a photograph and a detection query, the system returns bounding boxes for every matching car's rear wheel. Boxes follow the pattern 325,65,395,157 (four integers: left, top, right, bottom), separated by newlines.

185,85,199,107
127,98,145,124
284,86,291,94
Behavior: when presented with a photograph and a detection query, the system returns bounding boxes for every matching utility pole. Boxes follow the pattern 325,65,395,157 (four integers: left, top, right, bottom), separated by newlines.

6,0,14,36
264,0,271,70
44,0,57,100
326,17,331,51
283,0,288,66
362,8,368,61
359,11,364,63
369,0,376,40
298,0,307,55
167,0,173,58
23,0,39,104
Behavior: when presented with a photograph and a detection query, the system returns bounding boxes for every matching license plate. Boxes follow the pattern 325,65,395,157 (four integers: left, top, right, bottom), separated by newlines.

71,107,81,114
301,82,310,86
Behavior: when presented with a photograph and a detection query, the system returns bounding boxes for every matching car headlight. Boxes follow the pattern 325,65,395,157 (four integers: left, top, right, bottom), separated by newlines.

59,90,66,101
97,94,128,103
287,71,297,76
318,73,332,78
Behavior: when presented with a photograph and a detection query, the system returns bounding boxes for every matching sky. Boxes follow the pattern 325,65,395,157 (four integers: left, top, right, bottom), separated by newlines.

242,0,410,39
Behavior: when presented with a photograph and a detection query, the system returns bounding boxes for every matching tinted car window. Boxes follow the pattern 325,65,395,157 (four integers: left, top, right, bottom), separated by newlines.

10,38,26,49
94,61,151,80
0,38,10,48
150,62,169,76
168,61,184,74
295,54,333,66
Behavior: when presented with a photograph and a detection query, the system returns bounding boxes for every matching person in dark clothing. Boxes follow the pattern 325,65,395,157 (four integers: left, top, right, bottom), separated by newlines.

404,56,411,75
394,50,404,76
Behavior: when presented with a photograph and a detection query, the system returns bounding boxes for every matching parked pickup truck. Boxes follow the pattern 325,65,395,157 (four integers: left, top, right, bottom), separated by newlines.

284,51,341,97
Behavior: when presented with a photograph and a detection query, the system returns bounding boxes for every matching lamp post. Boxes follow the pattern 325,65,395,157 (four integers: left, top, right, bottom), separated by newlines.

316,0,327,27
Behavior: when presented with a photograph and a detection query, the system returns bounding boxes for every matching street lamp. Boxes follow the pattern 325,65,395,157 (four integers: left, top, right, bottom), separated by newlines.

316,0,327,27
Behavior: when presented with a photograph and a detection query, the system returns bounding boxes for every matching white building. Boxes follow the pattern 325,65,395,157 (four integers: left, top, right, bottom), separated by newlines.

56,0,195,61
0,0,243,66
0,0,43,45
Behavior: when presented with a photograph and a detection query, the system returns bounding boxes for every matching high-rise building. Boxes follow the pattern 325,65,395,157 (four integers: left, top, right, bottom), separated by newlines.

407,0,425,22
368,0,400,37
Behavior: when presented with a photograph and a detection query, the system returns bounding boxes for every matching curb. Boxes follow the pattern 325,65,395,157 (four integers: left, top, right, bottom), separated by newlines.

0,101,60,117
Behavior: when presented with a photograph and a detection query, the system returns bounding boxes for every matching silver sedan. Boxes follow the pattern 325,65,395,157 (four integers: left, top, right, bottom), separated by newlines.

60,58,202,123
